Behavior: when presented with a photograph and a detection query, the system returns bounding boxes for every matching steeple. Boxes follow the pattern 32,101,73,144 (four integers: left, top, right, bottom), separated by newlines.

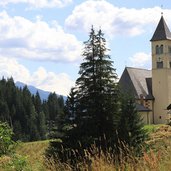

151,16,171,41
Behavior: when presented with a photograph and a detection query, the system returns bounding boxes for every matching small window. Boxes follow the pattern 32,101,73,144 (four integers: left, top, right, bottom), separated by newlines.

157,61,163,68
160,45,163,54
168,46,171,53
156,45,159,54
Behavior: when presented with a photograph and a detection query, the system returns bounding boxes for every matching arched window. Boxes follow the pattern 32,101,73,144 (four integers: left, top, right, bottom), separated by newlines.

156,45,159,54
160,45,163,54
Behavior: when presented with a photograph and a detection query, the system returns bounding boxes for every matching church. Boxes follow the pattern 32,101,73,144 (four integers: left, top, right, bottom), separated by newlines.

119,15,171,125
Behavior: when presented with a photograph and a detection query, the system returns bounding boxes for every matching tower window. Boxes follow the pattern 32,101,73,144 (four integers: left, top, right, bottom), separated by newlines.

157,61,163,68
156,45,159,54
169,61,171,68
169,46,171,54
156,45,164,54
160,45,163,54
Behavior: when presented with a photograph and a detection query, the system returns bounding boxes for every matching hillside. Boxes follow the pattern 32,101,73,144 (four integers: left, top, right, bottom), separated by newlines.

0,78,65,142
16,141,49,171
13,125,171,170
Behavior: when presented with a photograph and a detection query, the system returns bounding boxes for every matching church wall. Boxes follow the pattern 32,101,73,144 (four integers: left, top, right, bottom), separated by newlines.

139,111,153,124
136,99,154,124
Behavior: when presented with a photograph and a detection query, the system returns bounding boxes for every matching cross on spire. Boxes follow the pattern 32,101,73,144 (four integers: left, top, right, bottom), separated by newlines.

161,5,163,16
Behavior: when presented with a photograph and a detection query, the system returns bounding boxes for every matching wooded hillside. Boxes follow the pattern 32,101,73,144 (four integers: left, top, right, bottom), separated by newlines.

0,77,64,141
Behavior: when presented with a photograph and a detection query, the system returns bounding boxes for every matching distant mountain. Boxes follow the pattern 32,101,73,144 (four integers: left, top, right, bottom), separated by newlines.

15,81,67,101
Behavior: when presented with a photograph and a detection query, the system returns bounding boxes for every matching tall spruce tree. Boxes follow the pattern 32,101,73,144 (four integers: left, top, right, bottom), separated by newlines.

118,95,147,155
64,87,77,121
47,28,148,164
33,92,47,140
47,93,60,121
65,27,119,150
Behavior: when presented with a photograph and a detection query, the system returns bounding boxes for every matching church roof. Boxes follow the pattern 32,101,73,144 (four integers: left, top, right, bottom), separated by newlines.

119,67,154,100
151,16,171,41
167,104,171,110
136,103,151,112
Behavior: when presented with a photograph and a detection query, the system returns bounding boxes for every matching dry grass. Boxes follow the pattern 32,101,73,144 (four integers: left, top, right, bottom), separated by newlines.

1,125,171,171
44,125,171,171
0,155,11,168
15,140,49,171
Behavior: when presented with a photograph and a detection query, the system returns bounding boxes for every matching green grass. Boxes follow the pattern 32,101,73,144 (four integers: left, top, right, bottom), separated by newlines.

143,124,164,133
15,140,49,171
1,124,171,171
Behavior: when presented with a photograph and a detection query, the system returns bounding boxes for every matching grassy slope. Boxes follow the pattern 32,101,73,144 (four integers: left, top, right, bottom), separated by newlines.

144,125,171,170
15,140,49,171
2,125,171,171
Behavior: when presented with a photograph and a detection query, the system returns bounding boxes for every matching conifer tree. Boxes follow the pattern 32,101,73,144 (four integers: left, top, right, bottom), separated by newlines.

64,27,119,151
33,91,42,114
47,93,60,121
38,111,46,139
29,106,40,141
64,87,77,121
0,101,9,122
118,96,147,154
32,91,47,139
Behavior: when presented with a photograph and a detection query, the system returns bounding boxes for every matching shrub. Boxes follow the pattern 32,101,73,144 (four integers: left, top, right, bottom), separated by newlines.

1,154,31,171
0,122,15,156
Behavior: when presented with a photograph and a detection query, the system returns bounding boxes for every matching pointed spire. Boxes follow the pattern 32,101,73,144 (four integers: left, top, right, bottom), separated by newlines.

151,16,171,41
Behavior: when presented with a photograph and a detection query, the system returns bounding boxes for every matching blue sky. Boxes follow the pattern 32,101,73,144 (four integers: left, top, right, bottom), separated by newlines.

0,0,171,96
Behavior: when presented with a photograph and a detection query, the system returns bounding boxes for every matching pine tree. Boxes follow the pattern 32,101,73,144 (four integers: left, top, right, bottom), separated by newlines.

64,87,77,121
33,91,47,140
33,91,42,114
29,106,40,141
37,111,46,140
22,86,40,141
0,101,9,122
46,93,62,139
118,95,147,154
64,27,119,151
47,93,60,121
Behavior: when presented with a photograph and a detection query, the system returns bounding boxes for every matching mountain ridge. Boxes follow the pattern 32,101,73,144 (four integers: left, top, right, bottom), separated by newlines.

15,81,66,101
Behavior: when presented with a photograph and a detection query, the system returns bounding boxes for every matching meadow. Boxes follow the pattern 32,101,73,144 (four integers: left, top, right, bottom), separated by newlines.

1,124,171,171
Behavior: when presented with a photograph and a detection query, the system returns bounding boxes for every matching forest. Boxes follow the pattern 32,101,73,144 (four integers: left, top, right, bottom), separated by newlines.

0,77,64,141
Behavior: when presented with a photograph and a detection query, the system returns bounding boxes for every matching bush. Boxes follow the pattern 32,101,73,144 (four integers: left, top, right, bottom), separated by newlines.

1,154,31,171
0,122,15,156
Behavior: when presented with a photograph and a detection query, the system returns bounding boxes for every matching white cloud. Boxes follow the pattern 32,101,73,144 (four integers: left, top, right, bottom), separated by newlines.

0,0,72,8
65,0,171,37
0,11,82,63
0,56,74,95
0,56,30,83
31,67,74,95
129,52,151,68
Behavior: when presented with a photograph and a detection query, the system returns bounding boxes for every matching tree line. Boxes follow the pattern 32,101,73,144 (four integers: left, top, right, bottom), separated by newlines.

0,77,64,141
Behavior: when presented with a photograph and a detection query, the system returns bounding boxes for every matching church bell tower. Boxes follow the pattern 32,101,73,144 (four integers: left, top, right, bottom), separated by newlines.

151,15,171,124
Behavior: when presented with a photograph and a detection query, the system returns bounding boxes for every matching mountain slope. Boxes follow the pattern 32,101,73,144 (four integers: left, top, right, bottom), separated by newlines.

15,81,66,101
